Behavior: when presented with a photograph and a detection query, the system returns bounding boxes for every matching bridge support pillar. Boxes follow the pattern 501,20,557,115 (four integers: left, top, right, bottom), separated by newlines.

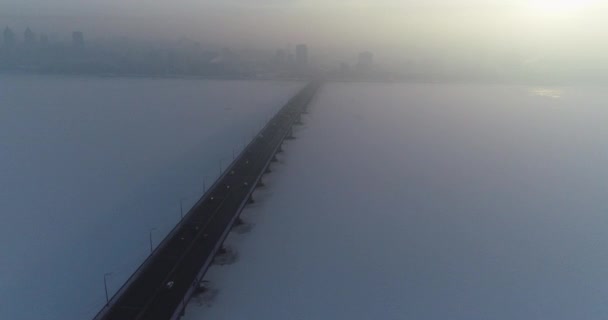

285,127,295,140
234,217,245,226
295,114,303,125
194,281,209,295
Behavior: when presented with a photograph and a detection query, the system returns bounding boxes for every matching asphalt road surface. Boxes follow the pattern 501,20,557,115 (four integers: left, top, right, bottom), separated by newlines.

95,82,320,320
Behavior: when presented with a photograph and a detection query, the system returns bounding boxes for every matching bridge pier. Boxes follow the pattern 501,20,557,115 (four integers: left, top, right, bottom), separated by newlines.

294,114,303,125
285,127,295,140
193,281,209,296
234,217,245,226
92,81,322,320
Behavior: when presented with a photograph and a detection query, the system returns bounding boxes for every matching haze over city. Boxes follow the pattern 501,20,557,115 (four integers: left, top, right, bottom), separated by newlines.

2,1,608,320
2,0,607,82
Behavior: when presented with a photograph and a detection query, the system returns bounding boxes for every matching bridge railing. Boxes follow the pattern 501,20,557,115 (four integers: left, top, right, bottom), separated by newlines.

169,81,320,320
92,81,317,320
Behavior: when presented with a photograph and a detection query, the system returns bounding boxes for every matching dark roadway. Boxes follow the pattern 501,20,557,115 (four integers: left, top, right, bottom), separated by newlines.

94,81,321,320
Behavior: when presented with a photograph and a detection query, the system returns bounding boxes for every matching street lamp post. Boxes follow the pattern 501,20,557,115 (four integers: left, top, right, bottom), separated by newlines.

219,158,225,175
203,175,210,193
179,198,187,220
104,272,113,306
149,228,157,254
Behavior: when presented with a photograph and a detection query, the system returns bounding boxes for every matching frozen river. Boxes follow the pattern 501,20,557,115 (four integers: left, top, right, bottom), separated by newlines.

0,75,303,320
184,83,608,320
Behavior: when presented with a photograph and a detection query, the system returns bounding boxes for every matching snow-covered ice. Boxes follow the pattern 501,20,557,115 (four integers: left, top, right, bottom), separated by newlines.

0,75,303,320
184,82,608,320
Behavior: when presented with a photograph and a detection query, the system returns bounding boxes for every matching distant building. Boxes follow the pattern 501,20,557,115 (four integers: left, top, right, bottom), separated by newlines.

340,62,350,75
72,31,85,49
295,44,308,67
39,34,49,45
24,27,36,46
274,49,286,66
221,47,236,62
287,53,294,66
3,27,16,48
357,51,374,71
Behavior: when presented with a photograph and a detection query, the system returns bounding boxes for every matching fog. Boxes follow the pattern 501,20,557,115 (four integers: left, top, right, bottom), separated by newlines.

2,1,608,319
1,0,607,82
0,76,303,319
184,83,608,320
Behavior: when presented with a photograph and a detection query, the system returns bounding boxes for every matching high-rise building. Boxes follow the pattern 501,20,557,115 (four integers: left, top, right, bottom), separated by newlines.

39,34,49,45
287,53,294,66
340,62,351,75
357,51,374,71
24,27,36,46
3,27,16,48
72,31,85,49
274,49,287,65
295,44,308,67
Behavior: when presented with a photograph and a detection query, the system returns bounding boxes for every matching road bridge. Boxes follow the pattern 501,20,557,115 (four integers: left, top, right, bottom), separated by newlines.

93,81,321,320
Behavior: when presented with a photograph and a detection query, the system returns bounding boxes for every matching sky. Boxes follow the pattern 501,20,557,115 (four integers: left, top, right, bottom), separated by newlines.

1,0,607,80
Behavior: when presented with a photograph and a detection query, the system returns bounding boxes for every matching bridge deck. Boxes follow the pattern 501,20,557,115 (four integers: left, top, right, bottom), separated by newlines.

94,82,321,320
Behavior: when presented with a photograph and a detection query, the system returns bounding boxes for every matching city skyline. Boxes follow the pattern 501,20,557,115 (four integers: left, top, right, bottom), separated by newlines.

1,25,385,80
2,1,606,71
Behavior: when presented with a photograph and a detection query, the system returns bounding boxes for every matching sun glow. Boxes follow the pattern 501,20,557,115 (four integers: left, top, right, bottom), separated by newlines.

528,0,597,15
529,88,563,99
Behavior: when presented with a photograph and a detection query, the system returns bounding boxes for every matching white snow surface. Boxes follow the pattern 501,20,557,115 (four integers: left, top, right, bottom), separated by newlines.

184,83,608,320
0,75,303,320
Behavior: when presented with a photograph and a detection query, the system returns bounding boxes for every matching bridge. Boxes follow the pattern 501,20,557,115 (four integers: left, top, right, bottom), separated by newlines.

93,81,321,320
